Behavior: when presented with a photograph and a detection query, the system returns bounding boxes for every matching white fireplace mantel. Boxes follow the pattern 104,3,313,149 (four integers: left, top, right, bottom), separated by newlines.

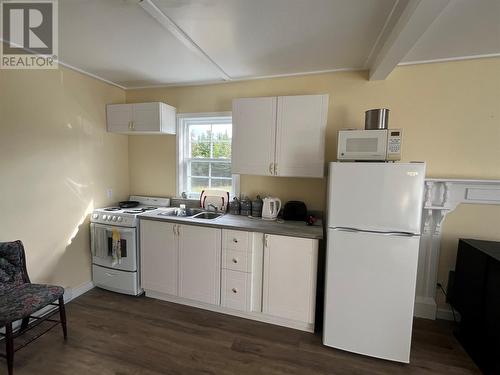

414,178,500,320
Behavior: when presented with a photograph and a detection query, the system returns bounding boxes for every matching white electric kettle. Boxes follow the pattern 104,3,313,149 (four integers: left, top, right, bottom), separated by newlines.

262,197,282,220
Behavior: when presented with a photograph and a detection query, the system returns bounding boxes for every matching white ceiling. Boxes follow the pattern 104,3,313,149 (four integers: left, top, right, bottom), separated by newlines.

58,0,500,88
402,0,500,63
151,0,396,78
59,0,223,87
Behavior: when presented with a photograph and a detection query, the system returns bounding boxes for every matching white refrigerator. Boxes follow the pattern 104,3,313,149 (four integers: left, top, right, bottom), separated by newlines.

323,162,426,363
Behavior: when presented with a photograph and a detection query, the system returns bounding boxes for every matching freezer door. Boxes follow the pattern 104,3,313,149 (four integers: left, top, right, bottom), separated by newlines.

327,162,426,234
323,228,420,363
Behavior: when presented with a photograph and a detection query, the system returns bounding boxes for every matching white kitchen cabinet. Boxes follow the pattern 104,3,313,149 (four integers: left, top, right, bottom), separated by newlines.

232,94,328,178
141,221,221,305
106,102,176,134
178,224,221,305
232,97,277,176
221,230,263,312
106,104,133,133
262,234,318,324
140,220,178,296
141,220,319,332
276,95,328,177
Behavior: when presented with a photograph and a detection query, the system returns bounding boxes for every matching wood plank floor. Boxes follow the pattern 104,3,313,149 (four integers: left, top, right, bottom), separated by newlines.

7,288,479,375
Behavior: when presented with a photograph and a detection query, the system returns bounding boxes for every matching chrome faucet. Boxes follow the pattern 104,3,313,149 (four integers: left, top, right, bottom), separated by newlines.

207,203,218,212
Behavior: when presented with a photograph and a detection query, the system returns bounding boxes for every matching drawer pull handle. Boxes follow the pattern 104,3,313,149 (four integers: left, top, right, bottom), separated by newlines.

233,238,238,243
232,288,238,294
232,258,238,263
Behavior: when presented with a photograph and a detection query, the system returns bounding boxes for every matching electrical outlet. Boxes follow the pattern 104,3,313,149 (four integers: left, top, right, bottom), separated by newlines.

107,188,113,199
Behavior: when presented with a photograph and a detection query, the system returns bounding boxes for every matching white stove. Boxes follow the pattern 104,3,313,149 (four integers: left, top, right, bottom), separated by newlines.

91,196,170,227
90,196,170,296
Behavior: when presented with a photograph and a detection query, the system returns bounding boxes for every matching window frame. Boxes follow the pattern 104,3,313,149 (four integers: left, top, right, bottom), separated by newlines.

176,112,239,199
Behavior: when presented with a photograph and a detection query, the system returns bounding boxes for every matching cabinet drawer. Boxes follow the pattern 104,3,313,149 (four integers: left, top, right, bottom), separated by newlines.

221,269,250,311
223,229,250,252
92,265,138,295
223,249,249,272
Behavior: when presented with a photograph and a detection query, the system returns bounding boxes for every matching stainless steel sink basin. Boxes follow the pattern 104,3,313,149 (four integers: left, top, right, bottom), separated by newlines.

157,208,222,220
157,208,204,217
157,210,177,217
191,211,223,220
185,208,204,216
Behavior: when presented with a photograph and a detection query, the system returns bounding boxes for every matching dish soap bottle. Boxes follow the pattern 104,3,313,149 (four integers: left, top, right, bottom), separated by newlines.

177,204,187,217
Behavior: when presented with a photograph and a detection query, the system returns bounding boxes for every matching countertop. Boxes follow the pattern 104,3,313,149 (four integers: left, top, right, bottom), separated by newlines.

139,208,324,240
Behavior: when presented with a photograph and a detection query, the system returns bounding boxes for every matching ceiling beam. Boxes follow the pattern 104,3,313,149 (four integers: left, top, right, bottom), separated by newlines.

369,0,450,80
138,0,231,81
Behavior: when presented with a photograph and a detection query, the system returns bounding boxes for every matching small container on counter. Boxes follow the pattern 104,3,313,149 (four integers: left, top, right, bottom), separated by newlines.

251,195,263,218
177,204,187,217
240,196,252,216
229,197,240,215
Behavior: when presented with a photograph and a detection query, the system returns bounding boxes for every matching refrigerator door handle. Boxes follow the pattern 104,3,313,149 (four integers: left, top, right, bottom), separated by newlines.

333,227,418,237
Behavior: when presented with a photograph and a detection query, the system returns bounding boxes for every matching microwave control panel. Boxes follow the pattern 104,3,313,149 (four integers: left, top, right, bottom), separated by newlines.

386,129,402,161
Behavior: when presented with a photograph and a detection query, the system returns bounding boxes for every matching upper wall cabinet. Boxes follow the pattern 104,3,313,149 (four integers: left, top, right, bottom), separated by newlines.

232,95,328,178
106,102,176,134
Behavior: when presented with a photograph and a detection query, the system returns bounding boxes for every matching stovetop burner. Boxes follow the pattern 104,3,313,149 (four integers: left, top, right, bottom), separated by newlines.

104,207,121,211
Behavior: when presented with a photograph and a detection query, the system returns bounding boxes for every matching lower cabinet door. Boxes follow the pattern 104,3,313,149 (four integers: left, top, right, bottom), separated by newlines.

178,224,222,305
140,220,178,295
262,234,318,324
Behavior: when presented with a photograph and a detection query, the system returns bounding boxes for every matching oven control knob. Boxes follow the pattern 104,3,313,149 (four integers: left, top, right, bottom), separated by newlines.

92,214,98,219
117,217,123,222
102,215,107,220
107,216,112,221
112,216,117,221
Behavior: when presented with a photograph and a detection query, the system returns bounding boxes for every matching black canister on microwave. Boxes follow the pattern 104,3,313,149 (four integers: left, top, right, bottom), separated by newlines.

251,195,263,218
240,196,252,216
229,197,240,215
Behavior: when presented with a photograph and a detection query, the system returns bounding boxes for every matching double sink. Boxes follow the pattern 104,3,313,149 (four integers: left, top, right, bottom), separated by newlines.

157,207,223,220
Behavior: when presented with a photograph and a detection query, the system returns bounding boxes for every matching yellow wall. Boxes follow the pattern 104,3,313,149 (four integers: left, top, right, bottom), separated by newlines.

127,57,500,308
127,58,500,208
0,67,128,290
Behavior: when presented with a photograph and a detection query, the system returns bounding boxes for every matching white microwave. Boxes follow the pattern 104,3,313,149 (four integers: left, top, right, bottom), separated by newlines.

337,129,402,161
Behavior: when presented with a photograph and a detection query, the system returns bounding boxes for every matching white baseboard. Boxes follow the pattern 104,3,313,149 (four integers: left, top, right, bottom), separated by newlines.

414,296,437,320
145,289,314,333
436,306,461,322
63,281,95,303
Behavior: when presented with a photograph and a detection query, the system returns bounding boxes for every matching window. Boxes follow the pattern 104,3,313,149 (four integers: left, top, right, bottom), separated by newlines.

177,114,238,199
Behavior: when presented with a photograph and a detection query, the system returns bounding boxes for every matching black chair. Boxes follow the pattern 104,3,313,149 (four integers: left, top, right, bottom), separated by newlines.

0,240,67,375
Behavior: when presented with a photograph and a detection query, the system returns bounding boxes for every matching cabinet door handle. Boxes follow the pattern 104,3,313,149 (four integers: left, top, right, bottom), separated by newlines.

232,288,238,294
177,225,181,236
264,234,268,248
128,121,133,130
172,224,176,236
269,162,273,175
232,238,238,243
232,258,238,264
274,163,278,175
